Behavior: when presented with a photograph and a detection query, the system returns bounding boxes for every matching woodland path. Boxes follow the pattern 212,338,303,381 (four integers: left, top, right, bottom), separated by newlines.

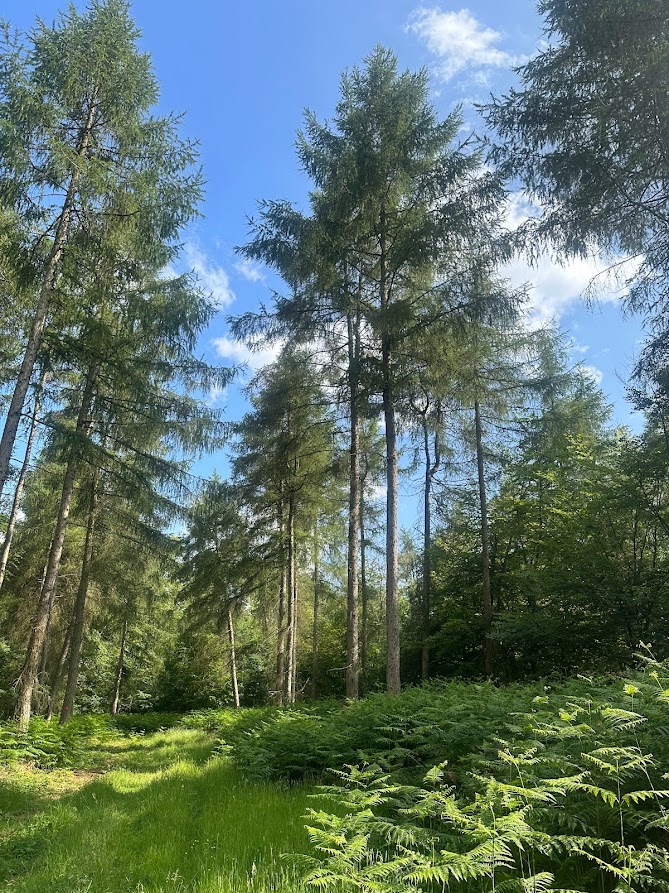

0,727,310,893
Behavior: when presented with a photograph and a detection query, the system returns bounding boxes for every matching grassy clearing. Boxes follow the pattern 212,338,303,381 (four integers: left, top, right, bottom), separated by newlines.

0,727,310,893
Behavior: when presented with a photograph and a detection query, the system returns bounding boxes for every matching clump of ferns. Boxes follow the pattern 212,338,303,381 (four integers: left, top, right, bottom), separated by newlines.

299,677,669,892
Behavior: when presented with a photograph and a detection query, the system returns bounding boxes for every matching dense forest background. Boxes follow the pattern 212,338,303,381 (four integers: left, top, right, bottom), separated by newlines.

1,0,668,728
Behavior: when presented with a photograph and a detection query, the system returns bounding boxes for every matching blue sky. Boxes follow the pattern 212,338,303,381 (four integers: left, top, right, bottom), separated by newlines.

4,0,646,523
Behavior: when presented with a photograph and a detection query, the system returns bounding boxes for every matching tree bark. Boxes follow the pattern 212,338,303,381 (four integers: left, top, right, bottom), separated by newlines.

15,362,98,729
311,519,319,699
345,311,360,699
275,503,287,705
0,93,97,496
227,604,240,709
421,406,441,681
285,495,296,704
110,617,128,716
60,475,99,723
0,369,48,593
475,400,494,676
290,512,298,702
45,622,72,722
360,480,368,686
380,210,400,693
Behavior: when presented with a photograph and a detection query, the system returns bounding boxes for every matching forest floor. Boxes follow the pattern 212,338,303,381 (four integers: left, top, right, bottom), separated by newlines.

0,727,311,893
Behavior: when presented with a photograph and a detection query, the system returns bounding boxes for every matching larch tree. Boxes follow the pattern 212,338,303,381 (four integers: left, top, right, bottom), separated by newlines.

240,47,506,693
483,0,669,411
232,348,337,703
0,0,202,497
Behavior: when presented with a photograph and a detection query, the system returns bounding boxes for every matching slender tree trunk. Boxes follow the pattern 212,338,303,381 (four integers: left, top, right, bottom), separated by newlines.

227,604,240,709
360,482,368,686
380,211,400,694
285,496,296,704
45,622,72,722
0,94,97,496
383,379,400,693
111,618,128,716
15,362,98,729
311,519,319,699
421,408,441,682
60,475,99,724
291,573,297,704
475,400,494,676
346,312,360,699
0,369,48,594
290,515,298,702
275,504,287,705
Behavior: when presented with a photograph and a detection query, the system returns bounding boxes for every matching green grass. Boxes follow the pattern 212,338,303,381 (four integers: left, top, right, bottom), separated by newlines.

0,727,311,892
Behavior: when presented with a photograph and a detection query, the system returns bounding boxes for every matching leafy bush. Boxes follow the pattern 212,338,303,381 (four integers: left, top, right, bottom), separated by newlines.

300,658,669,891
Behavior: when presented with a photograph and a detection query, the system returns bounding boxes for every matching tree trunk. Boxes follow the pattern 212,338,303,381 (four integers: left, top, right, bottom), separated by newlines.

111,618,128,716
0,93,97,496
285,496,296,704
475,400,494,676
360,482,368,686
311,519,319,699
45,622,72,722
381,210,400,694
0,369,48,593
290,516,298,702
345,311,360,699
275,503,287,705
421,407,441,682
60,475,99,723
15,362,98,729
227,604,240,709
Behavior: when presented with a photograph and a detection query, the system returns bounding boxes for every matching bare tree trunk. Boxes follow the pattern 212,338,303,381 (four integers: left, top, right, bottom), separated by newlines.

0,93,97,495
380,211,400,694
421,407,441,682
60,475,98,723
360,483,368,686
45,623,72,722
311,519,319,699
275,504,287,705
290,518,298,702
111,618,128,716
227,604,240,709
285,496,296,704
475,400,494,676
15,362,98,729
346,311,360,699
0,369,48,593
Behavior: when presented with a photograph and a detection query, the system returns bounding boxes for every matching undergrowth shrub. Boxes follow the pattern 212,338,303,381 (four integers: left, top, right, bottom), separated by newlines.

0,715,114,769
300,656,669,892
110,711,182,734
228,682,559,782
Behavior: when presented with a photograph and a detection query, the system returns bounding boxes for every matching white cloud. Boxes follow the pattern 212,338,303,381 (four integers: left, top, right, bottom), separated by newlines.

408,7,518,80
184,243,235,308
211,336,282,372
502,193,635,328
579,364,604,386
207,384,228,407
234,258,266,283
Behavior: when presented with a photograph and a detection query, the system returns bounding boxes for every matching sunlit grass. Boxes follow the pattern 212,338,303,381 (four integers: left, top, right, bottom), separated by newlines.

0,728,310,892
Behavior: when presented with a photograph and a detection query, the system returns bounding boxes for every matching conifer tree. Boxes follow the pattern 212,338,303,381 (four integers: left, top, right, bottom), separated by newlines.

233,349,336,703
0,0,202,496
